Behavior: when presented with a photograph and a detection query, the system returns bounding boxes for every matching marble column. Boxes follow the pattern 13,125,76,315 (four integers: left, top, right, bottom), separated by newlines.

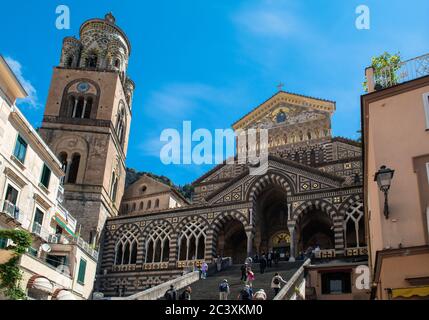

288,226,296,262
246,231,253,259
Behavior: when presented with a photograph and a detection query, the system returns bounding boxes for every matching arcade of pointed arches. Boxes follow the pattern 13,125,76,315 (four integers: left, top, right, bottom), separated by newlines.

110,192,363,267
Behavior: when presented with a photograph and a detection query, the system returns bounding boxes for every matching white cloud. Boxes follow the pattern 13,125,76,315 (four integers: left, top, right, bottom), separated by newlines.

144,82,247,122
5,57,40,109
234,8,299,39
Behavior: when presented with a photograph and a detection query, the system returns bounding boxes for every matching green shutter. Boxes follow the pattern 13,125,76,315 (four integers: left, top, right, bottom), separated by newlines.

77,259,87,284
0,238,7,249
41,164,51,188
13,135,27,163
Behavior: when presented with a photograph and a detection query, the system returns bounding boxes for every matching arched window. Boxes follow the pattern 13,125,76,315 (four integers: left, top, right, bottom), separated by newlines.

114,231,138,265
307,131,312,141
294,152,300,162
115,59,121,68
277,112,286,123
344,201,364,248
145,225,171,263
65,56,74,68
139,202,144,210
86,53,98,68
178,220,207,261
84,97,92,119
155,199,160,208
147,200,152,210
132,203,136,211
110,172,118,203
58,152,68,185
302,151,309,165
115,105,126,148
67,153,81,184
310,150,317,166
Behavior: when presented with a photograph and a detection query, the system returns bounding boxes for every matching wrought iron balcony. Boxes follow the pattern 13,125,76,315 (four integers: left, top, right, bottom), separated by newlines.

1,200,21,221
370,53,429,90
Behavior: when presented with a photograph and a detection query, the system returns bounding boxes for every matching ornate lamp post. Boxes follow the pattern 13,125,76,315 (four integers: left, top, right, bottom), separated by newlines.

374,166,395,219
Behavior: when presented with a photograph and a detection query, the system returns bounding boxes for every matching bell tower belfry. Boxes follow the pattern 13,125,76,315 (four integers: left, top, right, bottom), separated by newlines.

39,13,135,245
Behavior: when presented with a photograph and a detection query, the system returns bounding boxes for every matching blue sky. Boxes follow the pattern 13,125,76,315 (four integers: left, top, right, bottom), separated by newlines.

1,0,428,186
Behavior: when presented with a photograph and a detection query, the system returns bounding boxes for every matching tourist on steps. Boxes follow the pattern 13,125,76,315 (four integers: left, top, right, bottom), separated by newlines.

271,273,288,296
253,289,267,300
267,251,273,268
179,286,192,300
240,263,248,282
259,255,267,274
201,262,208,279
219,279,230,300
164,285,178,300
247,267,255,287
216,255,222,272
238,285,253,300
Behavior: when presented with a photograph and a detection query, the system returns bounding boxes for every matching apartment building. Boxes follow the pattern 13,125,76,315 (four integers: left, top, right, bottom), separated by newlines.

362,53,429,300
0,55,98,300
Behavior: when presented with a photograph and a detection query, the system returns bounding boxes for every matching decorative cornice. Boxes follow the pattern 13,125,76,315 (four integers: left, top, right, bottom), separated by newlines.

3,167,27,188
33,193,52,210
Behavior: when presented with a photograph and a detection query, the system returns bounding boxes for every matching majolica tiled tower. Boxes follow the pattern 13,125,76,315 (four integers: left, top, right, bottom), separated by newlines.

39,13,135,245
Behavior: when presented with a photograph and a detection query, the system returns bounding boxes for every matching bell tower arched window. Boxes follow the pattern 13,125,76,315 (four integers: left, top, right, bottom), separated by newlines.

66,56,74,68
110,172,119,203
58,152,68,185
115,104,127,149
67,153,81,184
86,53,98,68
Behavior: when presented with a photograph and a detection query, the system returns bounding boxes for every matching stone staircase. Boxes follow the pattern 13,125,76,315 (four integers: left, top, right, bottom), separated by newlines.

187,261,304,300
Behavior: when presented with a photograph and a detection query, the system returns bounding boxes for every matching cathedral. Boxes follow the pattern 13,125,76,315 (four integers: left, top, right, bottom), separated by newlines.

37,13,365,298
96,91,365,296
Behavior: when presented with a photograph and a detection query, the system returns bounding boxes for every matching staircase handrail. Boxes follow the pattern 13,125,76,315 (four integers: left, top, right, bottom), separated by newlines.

111,271,200,300
273,259,311,300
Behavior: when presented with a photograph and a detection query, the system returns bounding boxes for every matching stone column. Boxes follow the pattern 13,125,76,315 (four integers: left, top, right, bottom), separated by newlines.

81,99,88,119
72,99,78,118
288,226,296,262
246,231,254,259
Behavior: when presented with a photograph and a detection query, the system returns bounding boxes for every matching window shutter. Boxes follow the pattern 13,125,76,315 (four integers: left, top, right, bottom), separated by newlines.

423,93,429,130
77,259,87,284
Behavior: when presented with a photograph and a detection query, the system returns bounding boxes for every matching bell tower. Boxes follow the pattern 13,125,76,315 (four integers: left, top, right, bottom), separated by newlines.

39,13,135,245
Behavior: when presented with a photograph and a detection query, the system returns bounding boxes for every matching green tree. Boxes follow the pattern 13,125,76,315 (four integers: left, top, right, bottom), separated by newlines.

364,52,401,92
0,229,32,300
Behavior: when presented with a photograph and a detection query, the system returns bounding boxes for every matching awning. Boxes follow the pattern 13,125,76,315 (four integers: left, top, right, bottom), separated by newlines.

54,216,76,238
392,286,429,299
53,289,76,300
27,275,53,294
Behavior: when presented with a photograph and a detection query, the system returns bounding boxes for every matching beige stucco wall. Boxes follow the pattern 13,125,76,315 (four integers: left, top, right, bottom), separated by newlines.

366,83,429,262
377,252,429,300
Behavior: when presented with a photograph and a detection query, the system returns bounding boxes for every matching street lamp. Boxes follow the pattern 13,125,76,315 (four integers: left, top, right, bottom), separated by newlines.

374,165,395,219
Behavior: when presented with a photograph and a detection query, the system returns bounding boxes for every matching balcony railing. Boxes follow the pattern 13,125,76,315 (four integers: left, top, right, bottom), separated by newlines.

47,233,98,261
31,222,50,242
372,53,429,90
1,200,21,221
